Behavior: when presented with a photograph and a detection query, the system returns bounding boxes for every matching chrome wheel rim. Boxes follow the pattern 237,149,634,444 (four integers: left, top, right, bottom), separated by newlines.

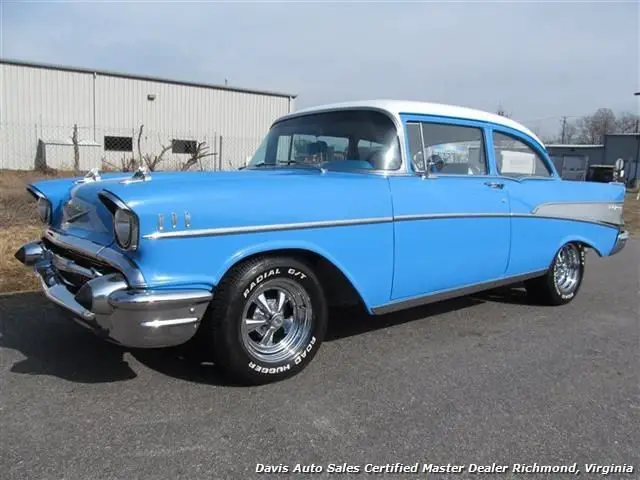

553,244,581,295
240,279,313,364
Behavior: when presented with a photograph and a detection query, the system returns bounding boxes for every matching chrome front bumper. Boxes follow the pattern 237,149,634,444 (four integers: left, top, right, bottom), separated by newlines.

15,240,212,348
610,230,629,256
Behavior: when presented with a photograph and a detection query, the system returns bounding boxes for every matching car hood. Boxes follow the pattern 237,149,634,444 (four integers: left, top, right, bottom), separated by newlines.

61,169,393,245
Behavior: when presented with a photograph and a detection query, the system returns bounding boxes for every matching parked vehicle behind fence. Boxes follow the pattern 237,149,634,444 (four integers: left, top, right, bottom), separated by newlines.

15,100,628,384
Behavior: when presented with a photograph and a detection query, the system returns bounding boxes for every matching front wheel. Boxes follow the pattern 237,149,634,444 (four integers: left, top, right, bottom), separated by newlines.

525,243,585,305
207,256,327,385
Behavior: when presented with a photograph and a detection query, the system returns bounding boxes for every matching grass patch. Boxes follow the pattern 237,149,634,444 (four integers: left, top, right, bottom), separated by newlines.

624,193,640,237
0,170,75,293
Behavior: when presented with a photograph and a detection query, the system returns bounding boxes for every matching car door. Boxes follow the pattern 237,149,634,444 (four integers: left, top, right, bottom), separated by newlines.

388,117,511,301
490,128,574,276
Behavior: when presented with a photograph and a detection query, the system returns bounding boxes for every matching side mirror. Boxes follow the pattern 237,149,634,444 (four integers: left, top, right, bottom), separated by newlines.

413,151,436,179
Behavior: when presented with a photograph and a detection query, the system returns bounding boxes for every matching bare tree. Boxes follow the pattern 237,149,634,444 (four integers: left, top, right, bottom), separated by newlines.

136,124,144,165
180,141,215,171
72,124,80,174
615,112,640,133
142,145,171,171
575,108,616,144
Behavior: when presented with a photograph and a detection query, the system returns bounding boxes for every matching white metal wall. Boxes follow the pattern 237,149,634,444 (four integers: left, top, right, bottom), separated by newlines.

0,62,294,170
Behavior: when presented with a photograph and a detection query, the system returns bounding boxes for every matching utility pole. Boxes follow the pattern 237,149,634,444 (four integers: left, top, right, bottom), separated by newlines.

561,116,567,144
634,92,640,188
635,92,640,132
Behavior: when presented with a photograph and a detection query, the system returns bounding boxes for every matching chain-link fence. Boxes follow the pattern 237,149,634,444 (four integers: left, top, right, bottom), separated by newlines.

0,122,263,172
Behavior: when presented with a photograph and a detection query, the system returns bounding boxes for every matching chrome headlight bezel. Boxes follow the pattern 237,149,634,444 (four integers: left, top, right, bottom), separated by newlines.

36,197,51,224
113,207,139,251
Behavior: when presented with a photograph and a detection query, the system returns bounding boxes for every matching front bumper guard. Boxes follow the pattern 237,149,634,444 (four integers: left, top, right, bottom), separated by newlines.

15,241,212,348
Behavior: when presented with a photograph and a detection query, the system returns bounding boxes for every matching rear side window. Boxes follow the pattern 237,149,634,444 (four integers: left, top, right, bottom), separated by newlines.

493,132,552,178
406,122,487,175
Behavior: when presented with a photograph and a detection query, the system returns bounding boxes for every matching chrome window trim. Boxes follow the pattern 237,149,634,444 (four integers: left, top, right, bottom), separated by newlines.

264,106,410,174
491,129,556,179
144,217,394,239
372,269,548,315
43,228,146,287
405,119,489,177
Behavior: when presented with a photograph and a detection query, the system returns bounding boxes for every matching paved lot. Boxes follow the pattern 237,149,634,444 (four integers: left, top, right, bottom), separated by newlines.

1,241,638,479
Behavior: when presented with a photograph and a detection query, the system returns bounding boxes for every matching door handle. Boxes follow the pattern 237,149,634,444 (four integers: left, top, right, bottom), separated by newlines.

484,181,504,189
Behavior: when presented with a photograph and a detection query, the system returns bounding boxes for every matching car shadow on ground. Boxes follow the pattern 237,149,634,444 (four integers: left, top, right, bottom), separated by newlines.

0,285,537,386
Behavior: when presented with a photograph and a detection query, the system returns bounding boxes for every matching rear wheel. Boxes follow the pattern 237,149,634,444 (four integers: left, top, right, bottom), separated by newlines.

526,243,585,305
207,256,327,385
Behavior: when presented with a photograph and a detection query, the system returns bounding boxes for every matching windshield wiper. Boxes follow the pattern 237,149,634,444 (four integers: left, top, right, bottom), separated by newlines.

248,160,326,172
277,160,326,172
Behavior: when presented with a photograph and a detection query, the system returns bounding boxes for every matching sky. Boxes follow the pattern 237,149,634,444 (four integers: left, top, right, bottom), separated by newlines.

1,1,638,137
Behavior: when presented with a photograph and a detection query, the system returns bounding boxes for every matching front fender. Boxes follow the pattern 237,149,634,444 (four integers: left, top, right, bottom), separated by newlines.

129,222,395,313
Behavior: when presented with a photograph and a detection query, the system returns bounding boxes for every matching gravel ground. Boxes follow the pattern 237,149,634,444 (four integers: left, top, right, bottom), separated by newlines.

1,240,638,479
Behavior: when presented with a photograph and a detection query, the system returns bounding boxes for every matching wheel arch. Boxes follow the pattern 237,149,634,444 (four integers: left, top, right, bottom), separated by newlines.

556,235,605,258
214,242,369,311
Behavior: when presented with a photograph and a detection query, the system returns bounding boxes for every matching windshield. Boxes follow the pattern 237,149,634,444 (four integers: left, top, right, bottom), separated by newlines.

248,109,402,171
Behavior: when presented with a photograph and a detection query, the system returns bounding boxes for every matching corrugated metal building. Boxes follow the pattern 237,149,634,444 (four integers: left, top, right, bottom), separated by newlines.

547,134,640,184
0,59,295,171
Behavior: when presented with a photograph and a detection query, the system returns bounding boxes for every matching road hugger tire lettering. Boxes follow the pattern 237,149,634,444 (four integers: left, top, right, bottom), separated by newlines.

206,256,327,385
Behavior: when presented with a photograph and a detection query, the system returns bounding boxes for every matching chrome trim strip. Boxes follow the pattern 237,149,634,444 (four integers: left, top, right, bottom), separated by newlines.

144,217,394,239
141,317,200,328
109,289,212,310
395,212,509,222
143,207,622,241
43,228,146,287
372,269,547,315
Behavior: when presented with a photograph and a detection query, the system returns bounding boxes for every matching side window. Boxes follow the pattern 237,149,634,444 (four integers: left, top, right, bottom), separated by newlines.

406,121,487,175
493,132,552,178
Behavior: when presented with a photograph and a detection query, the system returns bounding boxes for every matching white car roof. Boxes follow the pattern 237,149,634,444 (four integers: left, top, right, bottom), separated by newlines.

279,99,544,147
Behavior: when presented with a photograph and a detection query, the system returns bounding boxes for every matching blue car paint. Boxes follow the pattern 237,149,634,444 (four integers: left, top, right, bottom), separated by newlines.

387,175,511,300
93,170,395,309
31,172,130,244
28,112,625,315
397,113,624,293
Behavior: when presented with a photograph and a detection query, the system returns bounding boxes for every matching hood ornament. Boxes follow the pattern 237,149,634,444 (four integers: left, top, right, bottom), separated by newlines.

122,166,152,184
74,168,102,184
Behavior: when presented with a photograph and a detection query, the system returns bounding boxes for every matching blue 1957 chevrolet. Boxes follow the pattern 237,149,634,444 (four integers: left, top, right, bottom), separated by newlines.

15,100,628,384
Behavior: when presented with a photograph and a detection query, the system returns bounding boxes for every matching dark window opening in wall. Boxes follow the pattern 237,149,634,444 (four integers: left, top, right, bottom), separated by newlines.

104,136,133,152
172,139,198,154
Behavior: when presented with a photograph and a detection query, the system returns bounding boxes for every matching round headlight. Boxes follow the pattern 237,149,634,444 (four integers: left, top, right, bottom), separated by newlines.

114,208,138,250
37,197,51,223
